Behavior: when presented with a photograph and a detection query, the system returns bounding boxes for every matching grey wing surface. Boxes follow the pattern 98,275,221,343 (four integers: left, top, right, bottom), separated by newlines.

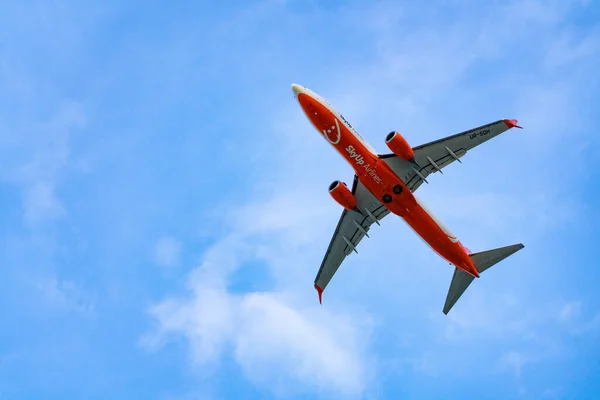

379,119,522,192
314,175,390,296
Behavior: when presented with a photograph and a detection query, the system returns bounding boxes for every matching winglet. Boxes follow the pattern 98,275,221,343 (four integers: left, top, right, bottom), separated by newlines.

314,284,323,304
503,119,523,129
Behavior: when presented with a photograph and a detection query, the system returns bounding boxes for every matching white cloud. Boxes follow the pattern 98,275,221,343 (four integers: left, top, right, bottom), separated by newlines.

23,181,65,223
556,300,600,336
497,350,528,377
145,231,372,397
146,285,235,366
558,301,581,323
143,193,373,397
1,99,86,225
154,236,182,268
33,272,94,315
235,293,369,397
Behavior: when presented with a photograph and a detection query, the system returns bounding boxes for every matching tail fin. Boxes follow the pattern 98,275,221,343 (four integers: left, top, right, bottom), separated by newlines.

442,243,524,315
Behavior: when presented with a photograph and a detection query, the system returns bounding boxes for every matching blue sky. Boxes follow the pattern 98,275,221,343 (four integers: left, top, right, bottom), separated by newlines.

1,0,599,399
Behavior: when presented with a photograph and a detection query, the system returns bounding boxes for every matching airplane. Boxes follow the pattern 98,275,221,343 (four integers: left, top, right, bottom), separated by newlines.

291,83,524,314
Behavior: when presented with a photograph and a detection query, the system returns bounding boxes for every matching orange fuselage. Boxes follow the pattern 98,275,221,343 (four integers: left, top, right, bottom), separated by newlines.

296,89,479,278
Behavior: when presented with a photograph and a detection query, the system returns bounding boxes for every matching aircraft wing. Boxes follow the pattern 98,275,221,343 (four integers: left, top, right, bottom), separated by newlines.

379,119,522,192
314,175,390,300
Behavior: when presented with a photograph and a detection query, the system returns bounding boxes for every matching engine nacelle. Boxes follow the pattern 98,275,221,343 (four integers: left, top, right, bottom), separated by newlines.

328,180,357,210
385,131,414,161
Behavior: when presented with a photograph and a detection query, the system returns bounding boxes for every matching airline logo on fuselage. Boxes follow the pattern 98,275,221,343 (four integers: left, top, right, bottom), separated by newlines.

322,118,341,144
340,114,353,129
345,145,383,183
345,145,365,165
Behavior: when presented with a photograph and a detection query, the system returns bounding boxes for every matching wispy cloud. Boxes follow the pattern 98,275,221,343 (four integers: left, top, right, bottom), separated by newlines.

557,300,600,335
1,100,86,225
497,350,529,377
33,272,95,315
154,236,182,268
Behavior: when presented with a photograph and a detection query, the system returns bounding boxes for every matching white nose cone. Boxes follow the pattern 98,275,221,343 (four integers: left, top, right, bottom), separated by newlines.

291,83,303,97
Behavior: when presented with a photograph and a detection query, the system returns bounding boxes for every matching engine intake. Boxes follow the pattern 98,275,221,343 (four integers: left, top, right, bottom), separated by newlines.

328,180,357,210
385,131,415,161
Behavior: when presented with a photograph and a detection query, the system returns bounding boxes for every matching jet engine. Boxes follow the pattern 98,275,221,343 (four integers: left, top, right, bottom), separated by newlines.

385,131,415,161
328,180,357,210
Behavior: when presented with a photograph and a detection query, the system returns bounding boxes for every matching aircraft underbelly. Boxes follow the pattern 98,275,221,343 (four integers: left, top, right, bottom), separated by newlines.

387,188,464,266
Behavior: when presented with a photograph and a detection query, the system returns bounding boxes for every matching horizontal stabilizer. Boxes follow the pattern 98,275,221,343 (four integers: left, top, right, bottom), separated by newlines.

443,243,524,314
443,269,475,315
469,243,524,273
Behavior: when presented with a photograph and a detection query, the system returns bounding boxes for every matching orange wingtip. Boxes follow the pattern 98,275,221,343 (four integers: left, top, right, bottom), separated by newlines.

314,284,323,304
503,119,523,129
